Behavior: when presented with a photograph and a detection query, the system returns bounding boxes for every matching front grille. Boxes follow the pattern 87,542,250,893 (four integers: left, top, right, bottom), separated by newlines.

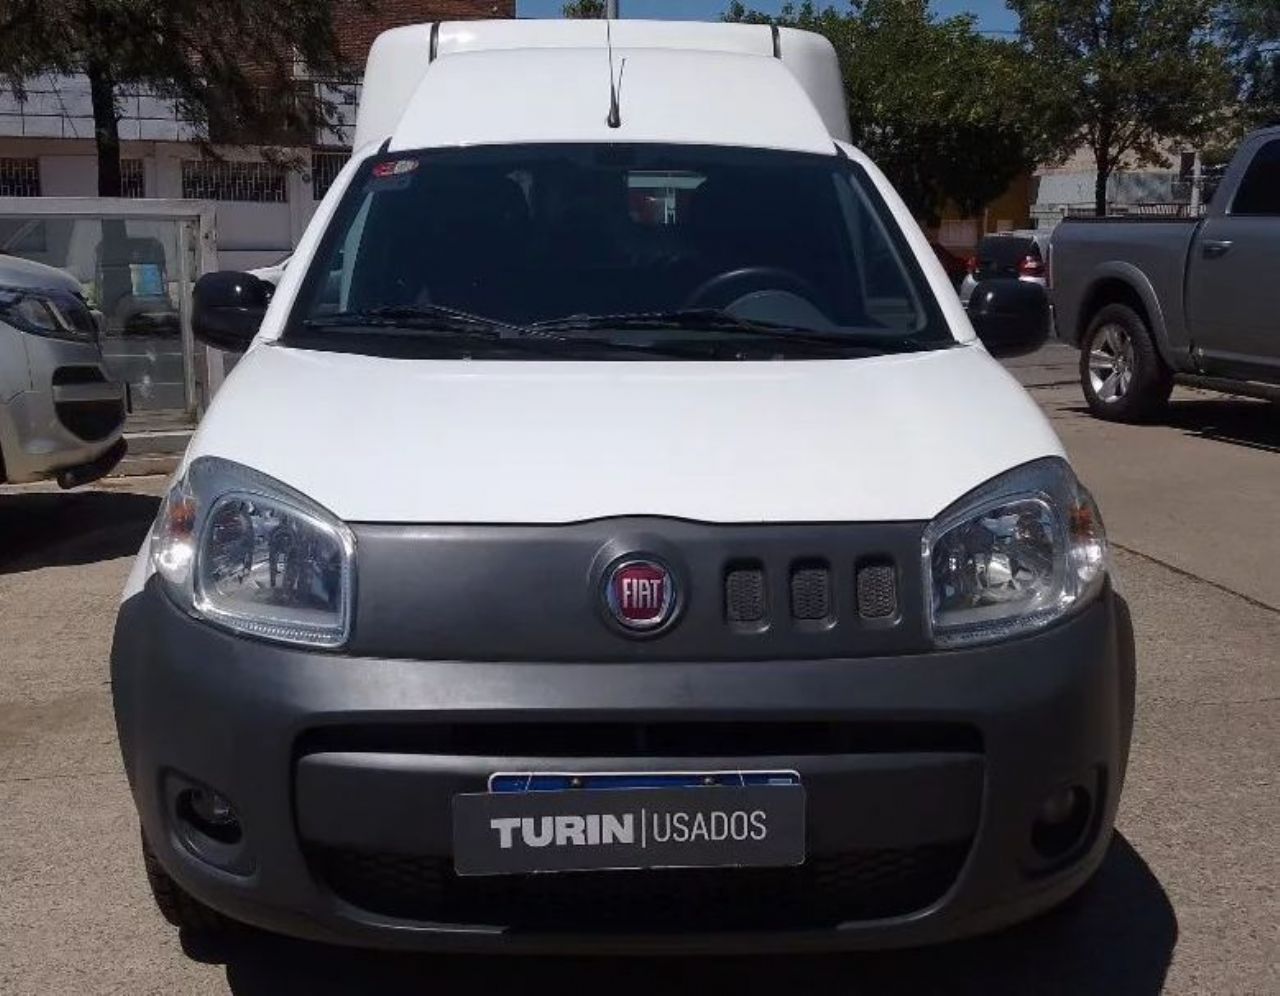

308,841,970,929
55,399,125,441
298,721,982,759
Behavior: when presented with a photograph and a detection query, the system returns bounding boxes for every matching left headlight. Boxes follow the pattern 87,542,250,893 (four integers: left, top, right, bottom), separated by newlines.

0,285,97,341
923,457,1107,648
151,456,355,648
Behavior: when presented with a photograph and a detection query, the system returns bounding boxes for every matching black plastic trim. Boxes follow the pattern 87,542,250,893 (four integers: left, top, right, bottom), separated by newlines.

349,517,929,662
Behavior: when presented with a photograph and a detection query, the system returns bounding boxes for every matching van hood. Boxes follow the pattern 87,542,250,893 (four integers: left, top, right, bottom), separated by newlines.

187,343,1063,524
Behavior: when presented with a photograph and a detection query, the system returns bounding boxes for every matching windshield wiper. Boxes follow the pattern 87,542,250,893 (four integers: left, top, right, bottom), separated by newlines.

530,309,936,353
298,305,709,359
302,303,538,336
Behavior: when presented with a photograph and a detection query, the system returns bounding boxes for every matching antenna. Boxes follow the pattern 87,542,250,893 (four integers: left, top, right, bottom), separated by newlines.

606,19,622,129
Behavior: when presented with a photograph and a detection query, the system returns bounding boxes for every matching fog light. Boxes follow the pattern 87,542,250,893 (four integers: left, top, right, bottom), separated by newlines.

177,787,242,845
1031,785,1090,860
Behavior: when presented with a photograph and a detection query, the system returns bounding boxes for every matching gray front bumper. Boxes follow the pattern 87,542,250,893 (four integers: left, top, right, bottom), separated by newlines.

111,579,1134,952
0,336,125,483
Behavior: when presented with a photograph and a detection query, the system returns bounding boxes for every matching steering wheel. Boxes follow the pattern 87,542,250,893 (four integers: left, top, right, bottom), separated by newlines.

683,266,824,311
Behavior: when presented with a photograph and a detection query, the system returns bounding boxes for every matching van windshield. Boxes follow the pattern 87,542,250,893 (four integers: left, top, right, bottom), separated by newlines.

286,144,953,360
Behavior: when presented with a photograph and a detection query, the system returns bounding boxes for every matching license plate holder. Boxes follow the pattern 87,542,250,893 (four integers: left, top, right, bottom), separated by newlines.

452,772,806,877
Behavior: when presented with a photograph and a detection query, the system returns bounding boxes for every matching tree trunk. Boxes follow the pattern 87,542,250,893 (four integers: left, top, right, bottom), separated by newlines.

86,56,131,338
1094,163,1109,217
86,57,121,197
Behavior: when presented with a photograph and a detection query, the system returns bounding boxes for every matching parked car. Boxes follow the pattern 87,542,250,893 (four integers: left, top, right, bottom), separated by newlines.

0,254,127,486
1052,126,1280,421
958,230,1050,307
112,18,1133,953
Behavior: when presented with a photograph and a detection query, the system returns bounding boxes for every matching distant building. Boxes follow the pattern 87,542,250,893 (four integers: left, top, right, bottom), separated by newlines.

1030,143,1212,228
0,1,513,270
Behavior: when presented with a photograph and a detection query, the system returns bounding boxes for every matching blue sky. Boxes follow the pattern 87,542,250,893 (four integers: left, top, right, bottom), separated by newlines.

515,1,1019,35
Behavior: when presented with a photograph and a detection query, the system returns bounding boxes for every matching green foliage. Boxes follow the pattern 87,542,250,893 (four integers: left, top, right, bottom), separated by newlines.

725,1,1053,226
1009,0,1233,214
1218,0,1280,130
562,0,607,17
0,0,355,194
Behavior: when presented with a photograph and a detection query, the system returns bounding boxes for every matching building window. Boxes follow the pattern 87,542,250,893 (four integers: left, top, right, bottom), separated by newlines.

311,150,347,200
121,159,145,198
0,158,41,196
181,159,287,202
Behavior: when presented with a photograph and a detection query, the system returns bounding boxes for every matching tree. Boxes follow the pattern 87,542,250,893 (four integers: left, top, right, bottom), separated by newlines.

1218,0,1280,131
562,0,607,17
725,1,1058,226
0,1,353,197
1010,0,1233,216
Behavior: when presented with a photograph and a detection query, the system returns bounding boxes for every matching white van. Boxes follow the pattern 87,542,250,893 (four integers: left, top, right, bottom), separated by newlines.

112,20,1134,952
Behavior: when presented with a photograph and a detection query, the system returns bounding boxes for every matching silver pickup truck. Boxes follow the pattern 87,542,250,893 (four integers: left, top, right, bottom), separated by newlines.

1052,126,1280,421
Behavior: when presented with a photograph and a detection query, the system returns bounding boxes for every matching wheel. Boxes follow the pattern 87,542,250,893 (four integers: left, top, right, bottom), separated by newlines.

141,831,226,933
1080,303,1172,422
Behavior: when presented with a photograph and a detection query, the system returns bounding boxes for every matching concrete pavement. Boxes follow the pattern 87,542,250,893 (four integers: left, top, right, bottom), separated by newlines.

1,348,1276,994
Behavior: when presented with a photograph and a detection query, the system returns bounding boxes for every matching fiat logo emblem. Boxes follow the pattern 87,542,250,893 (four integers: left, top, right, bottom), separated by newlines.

604,558,677,633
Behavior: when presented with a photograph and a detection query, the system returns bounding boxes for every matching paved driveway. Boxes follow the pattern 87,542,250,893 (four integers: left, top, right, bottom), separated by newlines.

1,345,1276,994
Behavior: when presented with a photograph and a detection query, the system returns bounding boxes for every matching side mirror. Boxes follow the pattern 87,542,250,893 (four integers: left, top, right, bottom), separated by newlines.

192,271,272,352
966,279,1051,358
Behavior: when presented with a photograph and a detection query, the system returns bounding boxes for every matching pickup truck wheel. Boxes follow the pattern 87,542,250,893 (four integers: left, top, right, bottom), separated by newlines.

141,831,227,934
1080,304,1172,422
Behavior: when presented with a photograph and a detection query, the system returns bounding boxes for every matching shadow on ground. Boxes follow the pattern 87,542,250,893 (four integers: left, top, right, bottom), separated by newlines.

184,835,1175,996
1067,396,1280,454
0,489,159,574
1162,396,1280,454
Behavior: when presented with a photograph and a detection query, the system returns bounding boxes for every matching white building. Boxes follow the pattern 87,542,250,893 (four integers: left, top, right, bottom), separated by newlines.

0,74,358,271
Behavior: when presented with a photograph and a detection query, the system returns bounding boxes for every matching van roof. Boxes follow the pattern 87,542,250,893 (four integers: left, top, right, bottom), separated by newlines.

387,47,836,155
356,19,849,154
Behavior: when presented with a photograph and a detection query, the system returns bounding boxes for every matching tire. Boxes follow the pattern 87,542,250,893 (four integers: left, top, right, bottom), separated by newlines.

141,831,227,934
1079,304,1173,422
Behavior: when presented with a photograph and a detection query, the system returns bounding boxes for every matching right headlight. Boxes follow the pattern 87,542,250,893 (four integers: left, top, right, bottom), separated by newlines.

923,457,1107,647
151,456,355,648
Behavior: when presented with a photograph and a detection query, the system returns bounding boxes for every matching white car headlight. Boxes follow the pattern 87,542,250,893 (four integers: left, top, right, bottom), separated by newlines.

151,457,355,648
923,458,1107,647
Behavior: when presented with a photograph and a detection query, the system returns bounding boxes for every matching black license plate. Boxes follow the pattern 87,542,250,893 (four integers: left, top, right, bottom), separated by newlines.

452,782,806,877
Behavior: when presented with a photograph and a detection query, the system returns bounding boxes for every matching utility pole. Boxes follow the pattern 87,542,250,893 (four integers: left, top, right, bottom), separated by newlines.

1189,149,1203,216
606,0,619,17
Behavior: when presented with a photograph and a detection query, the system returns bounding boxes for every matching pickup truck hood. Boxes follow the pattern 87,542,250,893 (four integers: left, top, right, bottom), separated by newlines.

187,343,1063,524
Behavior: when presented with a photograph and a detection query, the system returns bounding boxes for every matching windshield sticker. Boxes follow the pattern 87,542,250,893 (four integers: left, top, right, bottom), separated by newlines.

368,158,419,190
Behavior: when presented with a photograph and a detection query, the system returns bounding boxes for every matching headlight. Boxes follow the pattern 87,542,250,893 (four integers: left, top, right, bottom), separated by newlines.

0,285,97,341
151,457,355,648
923,458,1107,647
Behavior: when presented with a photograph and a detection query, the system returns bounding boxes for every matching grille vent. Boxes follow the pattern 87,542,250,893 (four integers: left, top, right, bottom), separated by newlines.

790,563,832,621
725,565,766,623
856,563,898,619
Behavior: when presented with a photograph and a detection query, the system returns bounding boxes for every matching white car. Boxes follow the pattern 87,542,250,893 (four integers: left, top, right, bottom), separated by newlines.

113,19,1133,953
0,254,126,486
